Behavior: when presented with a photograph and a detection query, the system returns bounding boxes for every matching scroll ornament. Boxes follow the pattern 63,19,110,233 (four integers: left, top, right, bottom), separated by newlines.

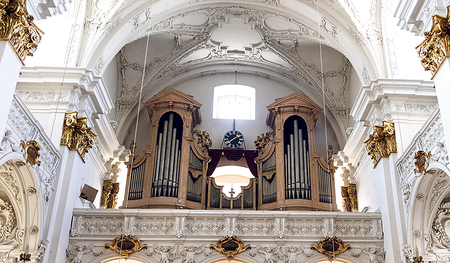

60,112,97,162
416,5,450,78
254,131,275,151
210,236,251,259
20,140,40,166
311,236,351,261
105,235,147,259
0,0,43,64
414,151,431,175
193,130,212,150
364,121,397,167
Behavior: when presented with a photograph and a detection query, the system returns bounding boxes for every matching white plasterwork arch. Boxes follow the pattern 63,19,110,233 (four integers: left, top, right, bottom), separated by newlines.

0,153,42,259
81,0,379,82
409,162,450,258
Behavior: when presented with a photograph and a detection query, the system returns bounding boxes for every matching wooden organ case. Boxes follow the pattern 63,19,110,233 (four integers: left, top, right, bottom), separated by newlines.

123,89,210,209
255,94,338,211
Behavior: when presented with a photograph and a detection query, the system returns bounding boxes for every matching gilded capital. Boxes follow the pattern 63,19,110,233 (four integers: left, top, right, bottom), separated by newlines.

61,111,97,162
416,5,450,78
0,0,43,64
364,121,397,167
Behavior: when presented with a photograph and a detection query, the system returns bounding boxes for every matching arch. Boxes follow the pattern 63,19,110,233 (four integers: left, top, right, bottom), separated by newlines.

0,154,42,259
408,162,450,257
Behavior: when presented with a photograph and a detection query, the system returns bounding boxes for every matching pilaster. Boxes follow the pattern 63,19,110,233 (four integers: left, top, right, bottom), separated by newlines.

432,59,450,154
0,42,21,136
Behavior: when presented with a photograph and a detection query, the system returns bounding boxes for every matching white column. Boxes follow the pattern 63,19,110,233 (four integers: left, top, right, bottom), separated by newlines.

433,59,450,153
373,153,405,263
0,42,21,135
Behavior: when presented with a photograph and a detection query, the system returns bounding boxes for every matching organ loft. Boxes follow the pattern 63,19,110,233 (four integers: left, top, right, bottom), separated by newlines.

123,89,337,211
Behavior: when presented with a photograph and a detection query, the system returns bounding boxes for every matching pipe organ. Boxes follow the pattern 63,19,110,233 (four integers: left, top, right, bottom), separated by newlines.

124,90,336,211
123,89,207,209
256,93,338,211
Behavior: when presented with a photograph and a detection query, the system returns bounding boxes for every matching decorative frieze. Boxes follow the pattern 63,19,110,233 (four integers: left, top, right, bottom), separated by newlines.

416,5,450,78
0,0,43,64
364,121,397,167
60,111,97,162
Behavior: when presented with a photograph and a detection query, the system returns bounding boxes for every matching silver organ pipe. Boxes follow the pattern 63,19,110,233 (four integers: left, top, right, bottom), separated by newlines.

152,113,181,197
285,119,311,200
318,164,332,203
129,160,145,200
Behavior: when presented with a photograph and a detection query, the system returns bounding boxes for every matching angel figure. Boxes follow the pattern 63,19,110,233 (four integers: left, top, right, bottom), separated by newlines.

282,246,302,263
66,244,92,263
154,245,176,263
181,245,204,263
257,246,277,263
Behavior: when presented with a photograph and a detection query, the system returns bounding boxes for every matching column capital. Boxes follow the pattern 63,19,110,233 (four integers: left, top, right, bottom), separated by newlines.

417,5,450,78
364,121,397,167
0,0,43,64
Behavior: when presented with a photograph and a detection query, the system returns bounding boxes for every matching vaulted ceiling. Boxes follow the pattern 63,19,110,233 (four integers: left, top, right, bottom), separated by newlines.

109,4,360,146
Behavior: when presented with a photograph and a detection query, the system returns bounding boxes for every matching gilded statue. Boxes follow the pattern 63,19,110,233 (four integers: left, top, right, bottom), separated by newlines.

100,179,113,208
193,130,212,150
254,130,275,151
364,121,397,167
61,112,97,161
106,183,120,209
341,186,352,212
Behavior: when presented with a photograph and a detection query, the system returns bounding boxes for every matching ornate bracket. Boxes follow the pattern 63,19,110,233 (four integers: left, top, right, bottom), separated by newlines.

210,236,251,259
311,236,351,261
105,235,147,259
364,121,397,167
60,112,97,162
193,130,212,151
0,0,43,64
414,151,431,175
20,140,40,166
416,5,450,78
254,130,275,151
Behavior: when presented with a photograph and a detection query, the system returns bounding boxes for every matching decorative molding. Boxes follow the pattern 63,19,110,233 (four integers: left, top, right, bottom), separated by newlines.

0,0,43,64
416,5,450,78
0,198,18,245
364,121,397,167
60,111,97,162
210,236,250,259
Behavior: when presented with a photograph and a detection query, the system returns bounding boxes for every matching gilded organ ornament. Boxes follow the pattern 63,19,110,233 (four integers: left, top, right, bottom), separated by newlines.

311,236,351,261
416,5,450,78
105,235,147,259
60,112,97,162
364,121,397,167
0,0,43,64
341,186,352,212
100,179,113,208
210,236,251,259
254,130,275,151
193,130,212,150
414,151,431,175
20,140,40,166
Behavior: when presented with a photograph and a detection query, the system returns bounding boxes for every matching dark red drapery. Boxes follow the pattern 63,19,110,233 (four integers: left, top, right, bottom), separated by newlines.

206,149,258,177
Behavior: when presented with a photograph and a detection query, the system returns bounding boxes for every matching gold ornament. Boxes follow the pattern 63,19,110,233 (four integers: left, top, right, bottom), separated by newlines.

254,131,275,151
20,140,40,166
364,121,397,167
416,5,450,78
210,236,251,260
100,179,113,208
348,183,358,211
414,150,431,175
193,130,212,150
311,236,351,261
106,182,119,209
105,235,147,259
341,186,352,212
60,111,97,162
0,0,43,64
